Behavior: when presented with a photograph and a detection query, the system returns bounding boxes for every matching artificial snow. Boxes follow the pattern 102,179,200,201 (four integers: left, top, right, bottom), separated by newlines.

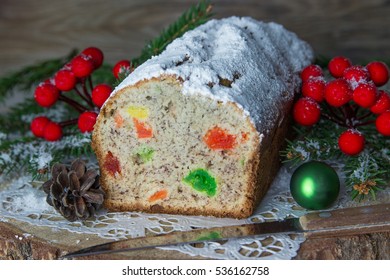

109,17,313,133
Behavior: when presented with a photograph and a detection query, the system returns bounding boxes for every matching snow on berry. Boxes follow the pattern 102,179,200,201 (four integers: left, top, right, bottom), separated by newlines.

375,111,390,136
366,61,389,87
113,60,132,79
30,116,50,138
343,65,370,89
370,90,390,114
34,83,60,107
328,56,352,78
352,82,378,108
338,129,365,156
92,84,112,107
300,64,323,82
301,77,325,102
78,111,98,133
324,78,352,107
82,47,104,69
70,54,94,78
54,69,76,91
43,122,63,141
293,97,321,126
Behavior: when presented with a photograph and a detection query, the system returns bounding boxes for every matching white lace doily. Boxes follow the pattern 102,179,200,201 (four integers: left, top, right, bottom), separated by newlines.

1,162,387,260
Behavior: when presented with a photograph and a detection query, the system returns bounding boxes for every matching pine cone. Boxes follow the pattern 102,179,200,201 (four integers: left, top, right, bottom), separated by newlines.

42,159,105,221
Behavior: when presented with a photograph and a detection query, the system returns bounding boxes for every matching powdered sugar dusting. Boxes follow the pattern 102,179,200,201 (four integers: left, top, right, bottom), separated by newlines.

110,17,313,133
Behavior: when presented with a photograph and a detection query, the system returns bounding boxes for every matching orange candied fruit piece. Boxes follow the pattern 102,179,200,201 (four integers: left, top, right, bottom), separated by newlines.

203,126,237,150
133,118,153,139
114,113,124,129
103,151,121,176
148,189,168,202
241,131,249,142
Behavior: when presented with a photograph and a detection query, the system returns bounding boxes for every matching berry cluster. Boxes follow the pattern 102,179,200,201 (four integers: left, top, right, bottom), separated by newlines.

293,56,390,156
31,47,133,141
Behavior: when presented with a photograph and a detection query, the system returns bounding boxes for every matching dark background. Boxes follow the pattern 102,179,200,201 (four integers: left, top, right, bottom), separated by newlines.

1,0,390,77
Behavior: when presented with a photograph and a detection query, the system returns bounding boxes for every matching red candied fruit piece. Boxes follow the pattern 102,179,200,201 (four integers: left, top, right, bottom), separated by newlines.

133,118,153,139
204,126,237,150
104,151,121,176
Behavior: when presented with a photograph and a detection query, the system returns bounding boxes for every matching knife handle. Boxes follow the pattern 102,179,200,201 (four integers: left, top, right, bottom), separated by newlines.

299,203,390,238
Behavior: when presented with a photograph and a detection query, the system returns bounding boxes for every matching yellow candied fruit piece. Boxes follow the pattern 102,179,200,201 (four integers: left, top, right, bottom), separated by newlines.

127,105,149,119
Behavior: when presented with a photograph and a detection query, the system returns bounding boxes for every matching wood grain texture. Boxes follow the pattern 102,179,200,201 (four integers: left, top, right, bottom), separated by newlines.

1,217,389,260
1,0,390,76
300,203,390,238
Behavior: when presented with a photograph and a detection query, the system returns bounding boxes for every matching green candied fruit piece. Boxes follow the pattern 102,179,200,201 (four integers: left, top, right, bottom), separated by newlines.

196,231,222,241
134,146,155,163
183,169,217,197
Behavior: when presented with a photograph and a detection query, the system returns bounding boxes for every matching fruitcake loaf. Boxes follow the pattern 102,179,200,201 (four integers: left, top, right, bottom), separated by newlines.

92,17,313,218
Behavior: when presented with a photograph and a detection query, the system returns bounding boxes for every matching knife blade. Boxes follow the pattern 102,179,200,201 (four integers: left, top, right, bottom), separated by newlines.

63,203,390,259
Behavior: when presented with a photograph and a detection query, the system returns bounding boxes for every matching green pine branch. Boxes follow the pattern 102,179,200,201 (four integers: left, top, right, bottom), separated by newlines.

282,114,390,201
131,0,213,67
0,129,93,180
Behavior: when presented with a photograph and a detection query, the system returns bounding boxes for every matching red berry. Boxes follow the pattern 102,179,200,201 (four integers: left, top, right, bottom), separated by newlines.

371,90,390,114
30,116,50,138
78,111,98,133
82,47,104,69
92,84,112,107
328,56,352,78
43,122,63,141
343,66,370,88
338,129,365,156
300,64,323,82
54,69,76,91
376,111,390,136
324,78,352,107
366,61,389,87
352,82,378,108
113,60,131,79
43,78,55,85
301,78,325,102
293,97,321,126
34,83,60,107
70,55,94,78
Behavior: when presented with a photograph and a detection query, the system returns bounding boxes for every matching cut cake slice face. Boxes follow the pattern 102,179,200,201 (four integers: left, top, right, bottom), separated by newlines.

92,17,313,218
93,76,262,218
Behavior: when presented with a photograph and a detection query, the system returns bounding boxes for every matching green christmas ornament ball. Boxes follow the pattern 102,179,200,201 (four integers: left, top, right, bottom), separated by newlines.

290,161,340,210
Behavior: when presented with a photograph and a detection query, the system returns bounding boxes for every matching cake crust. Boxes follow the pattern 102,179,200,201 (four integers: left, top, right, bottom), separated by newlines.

92,17,313,218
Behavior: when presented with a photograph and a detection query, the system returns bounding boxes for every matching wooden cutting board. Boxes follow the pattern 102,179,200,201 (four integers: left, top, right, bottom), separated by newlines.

1,206,389,260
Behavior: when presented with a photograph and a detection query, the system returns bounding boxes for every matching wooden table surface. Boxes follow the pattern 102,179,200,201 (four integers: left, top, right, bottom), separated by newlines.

0,0,389,259
1,0,390,76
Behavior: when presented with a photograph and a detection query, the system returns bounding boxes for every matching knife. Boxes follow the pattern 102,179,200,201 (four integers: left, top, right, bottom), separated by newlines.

63,203,390,259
